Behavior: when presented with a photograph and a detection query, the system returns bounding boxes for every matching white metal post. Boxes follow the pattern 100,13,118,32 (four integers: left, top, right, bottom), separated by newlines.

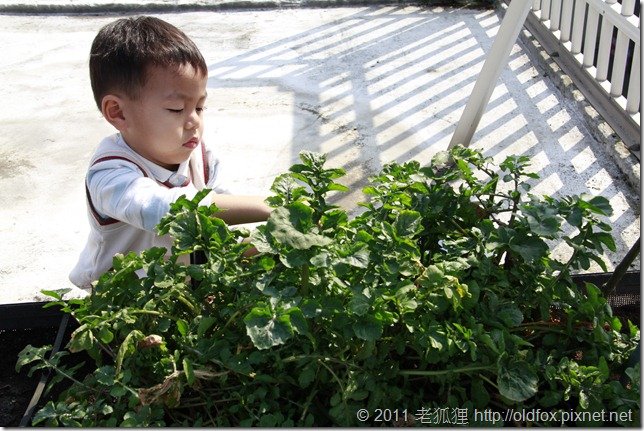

449,0,534,149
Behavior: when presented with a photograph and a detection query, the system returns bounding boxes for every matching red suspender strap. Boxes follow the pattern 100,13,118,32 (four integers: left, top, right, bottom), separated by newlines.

86,184,118,226
201,142,210,185
86,156,149,226
93,156,148,175
159,178,191,188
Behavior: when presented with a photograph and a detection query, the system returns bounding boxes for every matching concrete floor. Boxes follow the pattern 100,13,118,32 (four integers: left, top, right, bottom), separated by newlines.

0,4,639,304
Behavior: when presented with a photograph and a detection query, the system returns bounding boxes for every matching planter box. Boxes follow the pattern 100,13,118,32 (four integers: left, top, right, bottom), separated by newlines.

0,304,81,427
0,271,639,427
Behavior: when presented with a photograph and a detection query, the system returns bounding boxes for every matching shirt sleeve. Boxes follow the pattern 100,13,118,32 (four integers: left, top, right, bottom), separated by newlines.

87,159,202,232
205,147,232,194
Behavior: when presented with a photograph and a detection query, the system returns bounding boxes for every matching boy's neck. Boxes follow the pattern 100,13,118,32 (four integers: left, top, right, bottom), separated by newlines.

119,133,180,171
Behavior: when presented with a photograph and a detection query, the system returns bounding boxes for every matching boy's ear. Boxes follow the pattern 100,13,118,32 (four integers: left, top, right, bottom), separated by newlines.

101,95,127,131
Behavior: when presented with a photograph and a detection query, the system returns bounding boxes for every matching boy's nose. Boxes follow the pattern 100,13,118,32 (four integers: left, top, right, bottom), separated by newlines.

185,112,201,130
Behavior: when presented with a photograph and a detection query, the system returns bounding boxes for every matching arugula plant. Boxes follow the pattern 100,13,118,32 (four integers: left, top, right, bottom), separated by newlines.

18,147,639,426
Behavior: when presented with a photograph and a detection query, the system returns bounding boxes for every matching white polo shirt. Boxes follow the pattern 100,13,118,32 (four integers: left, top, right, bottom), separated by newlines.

69,133,229,289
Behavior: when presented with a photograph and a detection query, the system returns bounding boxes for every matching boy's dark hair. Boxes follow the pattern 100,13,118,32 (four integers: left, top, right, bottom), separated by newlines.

89,16,208,110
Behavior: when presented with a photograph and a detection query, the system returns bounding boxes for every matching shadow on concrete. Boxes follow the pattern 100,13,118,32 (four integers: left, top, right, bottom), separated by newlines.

205,4,637,264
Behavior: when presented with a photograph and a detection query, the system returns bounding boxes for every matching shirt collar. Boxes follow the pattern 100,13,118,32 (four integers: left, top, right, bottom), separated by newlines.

149,159,191,187
117,134,191,187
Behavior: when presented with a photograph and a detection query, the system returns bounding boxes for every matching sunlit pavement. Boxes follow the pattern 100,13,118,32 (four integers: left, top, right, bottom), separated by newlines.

0,1,639,303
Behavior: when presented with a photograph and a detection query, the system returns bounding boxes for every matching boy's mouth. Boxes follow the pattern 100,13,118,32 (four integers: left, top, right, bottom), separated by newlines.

183,138,199,149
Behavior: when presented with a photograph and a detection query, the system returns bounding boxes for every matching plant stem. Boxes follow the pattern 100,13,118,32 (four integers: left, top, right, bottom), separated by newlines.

223,309,244,330
477,373,499,391
507,175,521,227
300,389,318,423
282,354,361,369
45,360,94,391
546,224,592,293
175,292,198,315
399,364,495,377
318,359,345,394
301,265,310,295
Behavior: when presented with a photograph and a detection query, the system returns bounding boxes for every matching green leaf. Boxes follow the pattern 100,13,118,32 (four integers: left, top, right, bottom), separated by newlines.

40,289,68,301
456,158,474,180
244,307,294,350
294,151,326,171
522,202,561,237
158,318,172,333
338,246,370,268
394,210,423,236
268,173,308,206
281,248,311,268
509,233,548,263
31,401,60,426
320,209,348,231
592,231,617,252
258,255,276,271
395,282,418,313
98,326,114,344
266,206,332,250
566,206,583,227
183,358,195,386
285,307,309,336
497,304,523,327
115,330,143,375
95,366,115,386
349,293,371,316
110,385,128,397
176,319,189,337
197,316,217,338
418,265,444,288
16,345,50,372
310,250,332,267
583,195,613,216
249,228,277,253
301,299,322,318
328,182,349,192
353,315,383,341
431,149,451,168
597,356,609,383
497,360,539,402
298,363,317,389
539,390,562,408
67,324,96,354
168,211,200,252
98,402,114,415
471,378,490,408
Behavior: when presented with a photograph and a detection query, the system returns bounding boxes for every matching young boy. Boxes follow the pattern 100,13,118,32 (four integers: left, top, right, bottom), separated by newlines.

70,16,270,290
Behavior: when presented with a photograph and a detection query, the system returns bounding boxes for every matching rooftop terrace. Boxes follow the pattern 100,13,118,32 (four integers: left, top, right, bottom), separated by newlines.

0,1,639,303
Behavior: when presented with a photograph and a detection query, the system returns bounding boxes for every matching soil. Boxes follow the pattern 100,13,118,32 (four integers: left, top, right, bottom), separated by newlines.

0,317,84,427
0,326,59,427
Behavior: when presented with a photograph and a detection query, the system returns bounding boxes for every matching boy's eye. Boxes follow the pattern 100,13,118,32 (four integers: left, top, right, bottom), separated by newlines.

167,108,183,113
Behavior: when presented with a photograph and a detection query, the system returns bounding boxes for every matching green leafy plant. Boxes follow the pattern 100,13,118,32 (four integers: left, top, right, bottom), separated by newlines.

18,147,639,426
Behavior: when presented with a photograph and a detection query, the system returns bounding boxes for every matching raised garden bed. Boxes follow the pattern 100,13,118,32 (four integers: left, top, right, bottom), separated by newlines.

3,149,640,427
1,271,639,427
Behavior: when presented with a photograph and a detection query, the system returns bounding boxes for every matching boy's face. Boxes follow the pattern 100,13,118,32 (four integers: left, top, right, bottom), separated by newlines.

118,64,208,169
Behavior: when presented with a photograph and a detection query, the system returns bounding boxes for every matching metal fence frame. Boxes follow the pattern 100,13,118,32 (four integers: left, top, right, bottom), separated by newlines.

450,0,641,157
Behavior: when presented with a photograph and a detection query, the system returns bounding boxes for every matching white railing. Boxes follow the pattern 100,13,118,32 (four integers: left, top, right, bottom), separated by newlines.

450,0,641,155
531,0,640,125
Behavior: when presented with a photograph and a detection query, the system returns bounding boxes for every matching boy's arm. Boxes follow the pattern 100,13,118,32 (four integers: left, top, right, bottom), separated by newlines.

88,162,270,231
209,194,271,225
